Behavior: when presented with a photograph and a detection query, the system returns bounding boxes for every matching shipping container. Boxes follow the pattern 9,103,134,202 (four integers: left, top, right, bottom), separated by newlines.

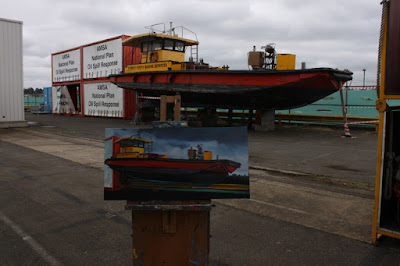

51,46,82,115
43,87,52,113
52,35,139,119
0,18,26,128
83,81,125,118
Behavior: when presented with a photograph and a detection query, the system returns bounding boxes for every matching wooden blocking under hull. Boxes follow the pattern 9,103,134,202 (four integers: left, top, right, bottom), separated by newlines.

160,95,181,122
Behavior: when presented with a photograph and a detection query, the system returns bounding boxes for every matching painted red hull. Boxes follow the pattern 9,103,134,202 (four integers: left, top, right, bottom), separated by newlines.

105,158,242,185
105,158,240,174
109,68,352,110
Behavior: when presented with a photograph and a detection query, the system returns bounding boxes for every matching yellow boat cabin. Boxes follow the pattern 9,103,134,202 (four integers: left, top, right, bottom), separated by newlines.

122,23,228,72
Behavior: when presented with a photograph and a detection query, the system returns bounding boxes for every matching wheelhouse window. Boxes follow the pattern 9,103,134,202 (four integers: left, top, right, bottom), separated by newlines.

175,41,185,52
164,39,174,50
153,40,162,51
141,39,186,52
141,42,150,52
133,139,140,147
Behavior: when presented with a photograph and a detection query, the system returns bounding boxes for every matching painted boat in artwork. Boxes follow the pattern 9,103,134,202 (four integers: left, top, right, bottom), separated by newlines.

105,137,241,185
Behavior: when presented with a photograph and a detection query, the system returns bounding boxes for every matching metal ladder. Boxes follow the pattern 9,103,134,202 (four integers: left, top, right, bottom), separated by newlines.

190,45,199,63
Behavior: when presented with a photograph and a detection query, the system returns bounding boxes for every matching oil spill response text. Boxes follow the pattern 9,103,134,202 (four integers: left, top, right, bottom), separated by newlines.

88,101,120,108
87,61,118,70
55,59,78,75
87,52,117,70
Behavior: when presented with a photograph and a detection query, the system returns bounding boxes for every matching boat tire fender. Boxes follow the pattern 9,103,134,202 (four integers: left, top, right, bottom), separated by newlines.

150,52,158,62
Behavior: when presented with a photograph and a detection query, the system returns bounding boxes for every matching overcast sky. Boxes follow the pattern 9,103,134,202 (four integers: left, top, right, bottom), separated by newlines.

2,0,382,88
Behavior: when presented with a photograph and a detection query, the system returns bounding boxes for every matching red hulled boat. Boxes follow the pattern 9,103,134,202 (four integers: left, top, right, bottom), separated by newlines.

109,25,352,110
110,68,351,110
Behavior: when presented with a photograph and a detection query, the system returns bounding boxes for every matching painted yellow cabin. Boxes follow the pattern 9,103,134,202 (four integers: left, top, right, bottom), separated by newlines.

115,137,168,159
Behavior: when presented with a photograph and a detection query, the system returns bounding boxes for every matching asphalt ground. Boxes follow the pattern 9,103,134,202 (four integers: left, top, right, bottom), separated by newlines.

0,112,399,265
24,113,378,184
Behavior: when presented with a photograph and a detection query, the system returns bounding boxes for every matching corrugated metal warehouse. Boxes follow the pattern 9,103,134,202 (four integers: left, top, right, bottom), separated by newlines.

0,18,26,128
51,35,140,119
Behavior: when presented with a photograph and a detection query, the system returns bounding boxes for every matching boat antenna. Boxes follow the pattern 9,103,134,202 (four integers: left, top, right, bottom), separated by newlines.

167,22,176,36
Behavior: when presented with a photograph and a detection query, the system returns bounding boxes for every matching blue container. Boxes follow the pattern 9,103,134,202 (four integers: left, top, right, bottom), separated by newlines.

43,87,52,113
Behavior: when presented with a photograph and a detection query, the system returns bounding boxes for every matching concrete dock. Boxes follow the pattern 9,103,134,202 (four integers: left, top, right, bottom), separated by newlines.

1,113,399,265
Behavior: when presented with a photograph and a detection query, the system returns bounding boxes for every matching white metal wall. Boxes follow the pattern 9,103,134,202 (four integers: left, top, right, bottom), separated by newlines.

0,18,24,124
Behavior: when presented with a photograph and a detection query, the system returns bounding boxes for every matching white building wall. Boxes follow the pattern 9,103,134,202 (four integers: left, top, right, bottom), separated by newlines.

0,17,25,128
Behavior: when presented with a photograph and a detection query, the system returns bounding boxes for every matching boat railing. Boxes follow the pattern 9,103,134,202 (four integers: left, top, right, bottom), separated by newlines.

173,26,198,42
144,23,198,43
145,23,167,34
143,23,199,63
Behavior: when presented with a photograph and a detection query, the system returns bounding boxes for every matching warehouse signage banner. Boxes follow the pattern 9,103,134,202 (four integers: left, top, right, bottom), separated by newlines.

52,49,81,82
84,82,123,117
52,86,76,114
83,38,123,79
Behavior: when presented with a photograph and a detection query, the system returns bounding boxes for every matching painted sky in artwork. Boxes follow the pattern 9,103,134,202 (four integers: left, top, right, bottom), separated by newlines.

105,127,248,175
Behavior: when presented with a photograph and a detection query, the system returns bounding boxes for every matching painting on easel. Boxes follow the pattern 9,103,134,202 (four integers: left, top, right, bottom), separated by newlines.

104,127,249,200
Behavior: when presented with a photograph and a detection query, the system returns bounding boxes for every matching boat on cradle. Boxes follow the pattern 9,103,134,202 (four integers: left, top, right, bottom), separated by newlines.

109,23,353,110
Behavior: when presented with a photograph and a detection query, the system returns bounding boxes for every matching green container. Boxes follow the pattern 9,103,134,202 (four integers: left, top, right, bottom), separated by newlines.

24,96,44,107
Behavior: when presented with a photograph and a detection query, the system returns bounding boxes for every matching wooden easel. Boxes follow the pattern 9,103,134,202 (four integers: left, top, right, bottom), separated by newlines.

126,200,211,265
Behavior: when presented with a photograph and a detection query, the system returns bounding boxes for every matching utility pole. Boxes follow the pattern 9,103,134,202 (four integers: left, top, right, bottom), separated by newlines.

363,68,366,87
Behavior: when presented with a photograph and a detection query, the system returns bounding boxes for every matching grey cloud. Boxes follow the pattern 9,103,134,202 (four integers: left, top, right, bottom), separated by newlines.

0,0,383,88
